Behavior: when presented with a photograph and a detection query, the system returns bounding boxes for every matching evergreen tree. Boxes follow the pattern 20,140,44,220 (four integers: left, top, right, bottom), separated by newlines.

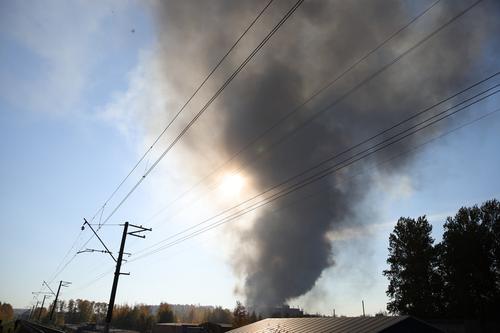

232,301,248,328
439,204,498,319
480,200,500,286
383,216,442,317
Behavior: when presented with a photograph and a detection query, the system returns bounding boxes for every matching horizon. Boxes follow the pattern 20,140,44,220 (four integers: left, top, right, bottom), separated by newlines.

1,0,499,322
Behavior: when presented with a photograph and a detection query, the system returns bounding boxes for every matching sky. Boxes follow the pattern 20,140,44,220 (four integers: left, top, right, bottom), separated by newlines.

1,0,499,317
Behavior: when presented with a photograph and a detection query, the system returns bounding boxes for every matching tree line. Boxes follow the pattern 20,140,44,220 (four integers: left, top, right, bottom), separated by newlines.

384,199,500,319
32,299,251,332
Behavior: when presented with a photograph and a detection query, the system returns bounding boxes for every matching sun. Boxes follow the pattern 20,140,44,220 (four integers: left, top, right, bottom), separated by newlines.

220,173,245,197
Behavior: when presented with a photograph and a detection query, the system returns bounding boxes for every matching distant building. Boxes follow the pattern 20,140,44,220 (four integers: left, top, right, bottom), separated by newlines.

65,323,139,333
257,305,303,318
227,316,443,333
153,323,202,333
153,322,232,333
199,322,233,333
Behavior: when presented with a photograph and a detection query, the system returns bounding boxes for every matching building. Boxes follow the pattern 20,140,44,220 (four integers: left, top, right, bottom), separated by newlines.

264,305,303,318
227,316,443,333
153,322,232,333
153,323,203,333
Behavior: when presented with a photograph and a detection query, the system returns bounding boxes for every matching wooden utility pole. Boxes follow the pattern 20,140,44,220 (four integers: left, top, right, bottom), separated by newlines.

104,222,129,333
38,295,50,321
30,301,39,320
31,291,52,321
80,220,151,333
49,281,71,321
30,305,35,319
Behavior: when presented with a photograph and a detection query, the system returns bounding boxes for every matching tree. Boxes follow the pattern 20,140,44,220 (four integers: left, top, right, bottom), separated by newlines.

66,299,77,323
480,200,500,284
232,301,248,328
439,203,498,319
113,304,134,329
76,299,94,323
58,300,66,313
383,216,442,317
0,302,14,321
207,306,232,323
186,307,195,323
134,305,155,333
35,307,48,321
93,302,107,324
157,303,175,323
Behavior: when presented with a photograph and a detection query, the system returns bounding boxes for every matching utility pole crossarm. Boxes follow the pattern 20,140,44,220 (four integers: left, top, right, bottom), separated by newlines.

127,224,152,238
42,281,56,296
77,248,113,255
82,218,117,262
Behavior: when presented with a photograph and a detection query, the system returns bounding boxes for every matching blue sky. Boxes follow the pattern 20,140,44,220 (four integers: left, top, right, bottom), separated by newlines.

1,0,499,317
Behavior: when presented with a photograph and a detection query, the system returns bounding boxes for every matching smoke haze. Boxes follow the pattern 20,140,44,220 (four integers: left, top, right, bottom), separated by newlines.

148,0,500,310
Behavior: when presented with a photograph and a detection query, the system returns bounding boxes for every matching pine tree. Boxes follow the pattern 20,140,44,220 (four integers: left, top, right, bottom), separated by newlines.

439,204,498,319
383,216,442,317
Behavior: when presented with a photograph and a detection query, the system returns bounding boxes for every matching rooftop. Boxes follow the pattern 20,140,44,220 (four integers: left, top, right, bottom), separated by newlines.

227,316,443,333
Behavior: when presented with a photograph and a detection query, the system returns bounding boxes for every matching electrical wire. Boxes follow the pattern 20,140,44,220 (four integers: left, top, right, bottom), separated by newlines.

129,102,500,263
96,0,305,231
140,0,443,227
83,0,482,253
137,0,480,230
46,229,83,284
129,84,500,260
85,0,276,228
48,0,486,294
126,0,488,255
132,73,500,256
74,0,290,256
141,69,500,235
49,0,297,288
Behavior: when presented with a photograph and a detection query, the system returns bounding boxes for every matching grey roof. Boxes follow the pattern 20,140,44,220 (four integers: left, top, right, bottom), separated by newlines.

227,316,442,333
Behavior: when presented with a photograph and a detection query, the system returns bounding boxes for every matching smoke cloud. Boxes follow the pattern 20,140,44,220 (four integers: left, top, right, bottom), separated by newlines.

149,0,500,311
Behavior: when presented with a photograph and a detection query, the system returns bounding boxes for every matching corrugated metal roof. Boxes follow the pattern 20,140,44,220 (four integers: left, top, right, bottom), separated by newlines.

227,316,439,333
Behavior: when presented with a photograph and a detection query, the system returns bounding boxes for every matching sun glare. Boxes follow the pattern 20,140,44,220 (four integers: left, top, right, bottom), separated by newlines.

220,173,245,197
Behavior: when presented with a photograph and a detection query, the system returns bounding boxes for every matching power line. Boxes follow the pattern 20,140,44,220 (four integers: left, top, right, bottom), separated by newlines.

72,0,288,256
61,90,500,295
127,0,489,256
129,82,500,260
136,0,468,229
63,269,113,297
72,0,287,257
83,0,479,257
133,98,500,261
96,0,305,229
132,73,500,256
46,0,483,288
46,229,83,284
143,69,499,234
141,0,443,226
64,232,198,297
86,0,276,227
129,99,500,262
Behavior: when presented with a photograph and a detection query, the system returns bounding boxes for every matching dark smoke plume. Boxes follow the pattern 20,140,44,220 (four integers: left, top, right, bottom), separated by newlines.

150,0,500,310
